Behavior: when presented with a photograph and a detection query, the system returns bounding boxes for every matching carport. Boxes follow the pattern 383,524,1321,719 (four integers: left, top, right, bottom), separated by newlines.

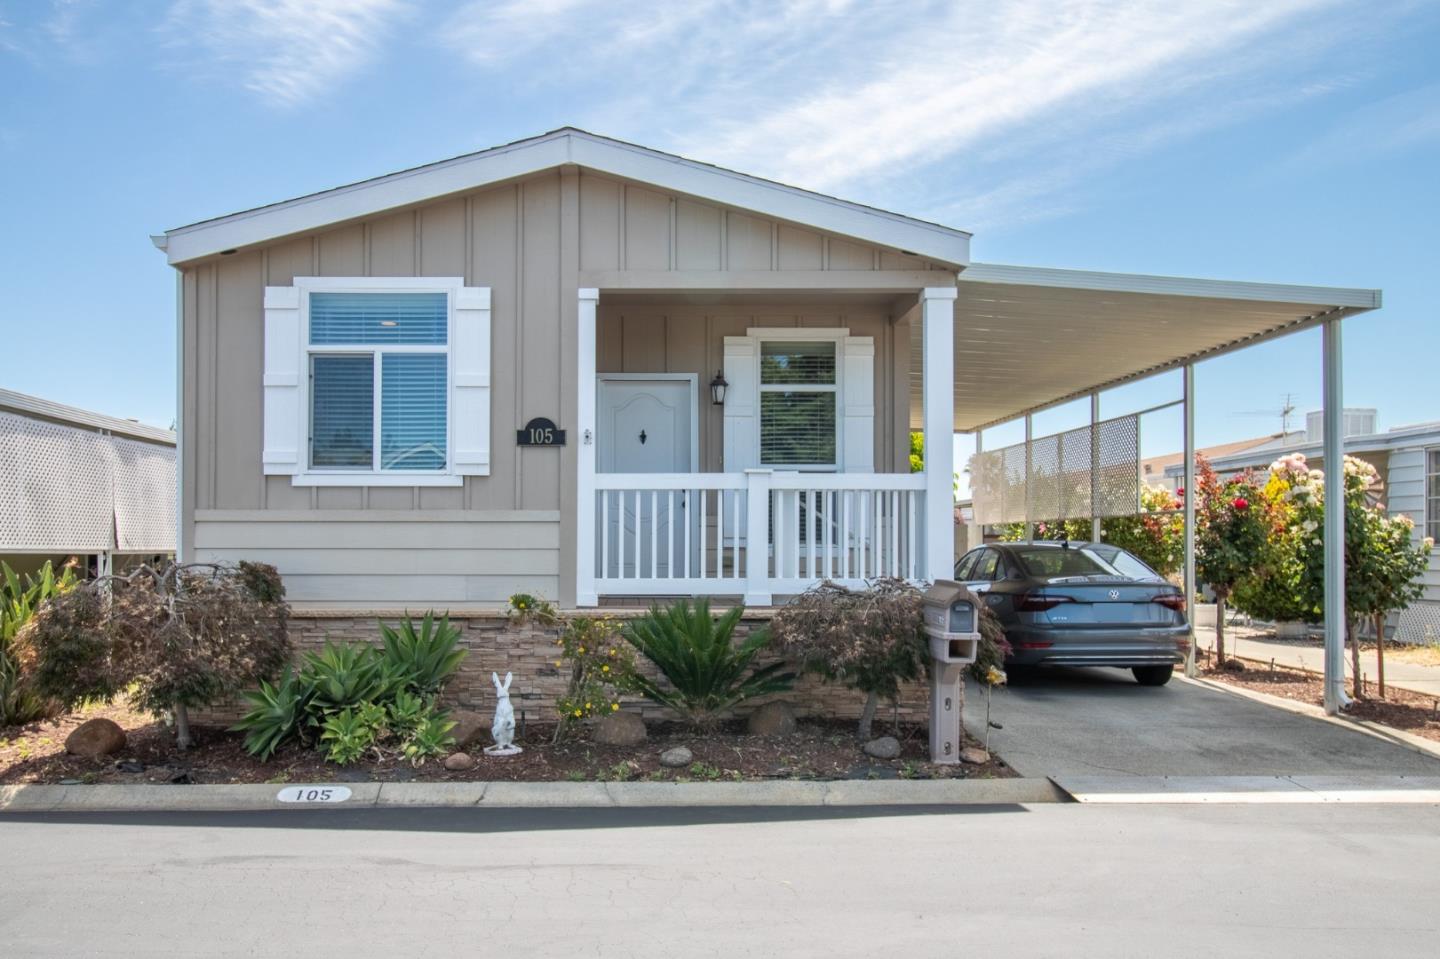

931,263,1382,714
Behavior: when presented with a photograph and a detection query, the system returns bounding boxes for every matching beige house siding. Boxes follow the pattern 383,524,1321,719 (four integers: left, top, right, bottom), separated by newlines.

180,168,925,608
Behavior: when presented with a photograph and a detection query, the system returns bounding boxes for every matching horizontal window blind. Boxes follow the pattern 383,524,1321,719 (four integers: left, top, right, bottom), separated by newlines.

381,353,447,471
310,292,448,345
761,391,836,466
761,341,836,385
310,355,374,468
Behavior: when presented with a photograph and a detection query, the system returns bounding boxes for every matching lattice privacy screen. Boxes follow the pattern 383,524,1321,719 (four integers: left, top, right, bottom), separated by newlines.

971,414,1140,526
0,412,175,553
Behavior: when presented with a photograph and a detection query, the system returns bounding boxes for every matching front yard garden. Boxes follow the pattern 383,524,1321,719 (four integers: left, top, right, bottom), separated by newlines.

0,562,1011,786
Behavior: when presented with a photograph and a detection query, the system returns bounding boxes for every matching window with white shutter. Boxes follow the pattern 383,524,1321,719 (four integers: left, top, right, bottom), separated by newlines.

262,277,489,486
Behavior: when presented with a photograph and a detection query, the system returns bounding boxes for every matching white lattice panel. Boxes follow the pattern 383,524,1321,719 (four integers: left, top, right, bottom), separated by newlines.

971,414,1140,525
112,436,177,552
0,411,174,553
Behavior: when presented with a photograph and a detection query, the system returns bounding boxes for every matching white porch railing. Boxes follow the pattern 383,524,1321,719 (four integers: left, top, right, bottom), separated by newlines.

591,470,927,604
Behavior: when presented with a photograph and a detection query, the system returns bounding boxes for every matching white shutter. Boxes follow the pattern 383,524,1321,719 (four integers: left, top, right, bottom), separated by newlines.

452,286,492,475
722,336,759,471
262,286,301,475
841,336,874,473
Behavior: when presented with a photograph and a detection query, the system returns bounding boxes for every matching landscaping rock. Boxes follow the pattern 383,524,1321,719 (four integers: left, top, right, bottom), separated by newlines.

747,701,797,737
448,710,489,748
593,710,646,746
659,746,693,768
65,718,127,758
862,736,901,760
443,751,476,771
960,746,990,766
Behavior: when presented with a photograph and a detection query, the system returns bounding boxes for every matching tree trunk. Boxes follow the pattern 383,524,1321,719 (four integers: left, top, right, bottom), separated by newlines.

174,703,193,751
1349,619,1362,700
1375,612,1387,699
857,689,879,740
1214,594,1227,667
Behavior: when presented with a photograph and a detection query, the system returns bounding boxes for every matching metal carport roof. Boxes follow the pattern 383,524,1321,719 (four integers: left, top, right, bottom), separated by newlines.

908,263,1382,432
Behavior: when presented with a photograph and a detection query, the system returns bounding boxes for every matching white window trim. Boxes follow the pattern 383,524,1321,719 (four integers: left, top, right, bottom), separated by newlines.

294,276,465,488
749,327,847,473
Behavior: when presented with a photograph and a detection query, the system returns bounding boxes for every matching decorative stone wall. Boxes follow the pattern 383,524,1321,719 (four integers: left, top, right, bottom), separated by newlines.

189,609,938,729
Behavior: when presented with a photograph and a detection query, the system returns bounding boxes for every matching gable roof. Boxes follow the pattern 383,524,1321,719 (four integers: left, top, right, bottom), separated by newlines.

152,128,972,267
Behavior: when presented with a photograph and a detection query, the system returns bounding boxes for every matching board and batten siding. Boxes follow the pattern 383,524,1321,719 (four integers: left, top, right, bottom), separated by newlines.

181,169,922,608
597,304,912,473
1386,447,1440,603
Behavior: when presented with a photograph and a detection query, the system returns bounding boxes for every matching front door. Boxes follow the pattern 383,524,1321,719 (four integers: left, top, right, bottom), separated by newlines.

597,377,695,578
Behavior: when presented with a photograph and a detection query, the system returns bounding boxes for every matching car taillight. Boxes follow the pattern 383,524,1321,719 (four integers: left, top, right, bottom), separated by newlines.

1017,593,1072,612
1152,594,1186,612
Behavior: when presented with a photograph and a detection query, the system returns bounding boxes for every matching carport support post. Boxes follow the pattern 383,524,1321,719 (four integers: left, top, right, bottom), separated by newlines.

1182,364,1197,678
1024,414,1034,541
1322,316,1347,714
1090,392,1101,542
921,286,958,582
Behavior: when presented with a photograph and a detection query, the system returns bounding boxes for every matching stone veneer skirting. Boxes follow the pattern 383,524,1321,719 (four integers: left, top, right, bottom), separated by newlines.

189,609,937,729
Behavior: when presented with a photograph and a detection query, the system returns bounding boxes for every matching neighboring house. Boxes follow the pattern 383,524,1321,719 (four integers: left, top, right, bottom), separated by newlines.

0,388,175,577
1141,432,1304,492
1164,409,1440,642
151,128,1379,616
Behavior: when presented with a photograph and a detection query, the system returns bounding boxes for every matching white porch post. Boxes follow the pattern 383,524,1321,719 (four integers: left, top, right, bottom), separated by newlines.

1322,315,1348,713
576,288,600,607
921,286,957,582
743,469,773,606
1182,364,1197,678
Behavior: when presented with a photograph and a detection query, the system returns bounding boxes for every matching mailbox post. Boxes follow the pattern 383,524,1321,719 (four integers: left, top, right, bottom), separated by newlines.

921,580,982,764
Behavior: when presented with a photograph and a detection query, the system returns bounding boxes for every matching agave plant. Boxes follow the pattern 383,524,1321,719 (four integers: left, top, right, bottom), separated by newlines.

231,668,308,760
379,611,467,695
620,599,794,729
299,641,405,717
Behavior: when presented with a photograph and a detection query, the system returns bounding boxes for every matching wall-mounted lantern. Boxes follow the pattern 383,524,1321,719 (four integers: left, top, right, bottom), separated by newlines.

709,370,729,406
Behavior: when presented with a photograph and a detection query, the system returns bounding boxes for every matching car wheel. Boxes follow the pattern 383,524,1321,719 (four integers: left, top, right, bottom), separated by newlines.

1132,665,1173,687
1005,664,1036,685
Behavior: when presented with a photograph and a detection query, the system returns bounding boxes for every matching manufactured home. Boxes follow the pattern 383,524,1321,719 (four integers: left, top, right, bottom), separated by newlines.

153,128,1380,639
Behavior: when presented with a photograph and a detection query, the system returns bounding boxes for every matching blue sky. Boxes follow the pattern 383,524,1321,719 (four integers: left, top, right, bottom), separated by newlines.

2,0,1438,478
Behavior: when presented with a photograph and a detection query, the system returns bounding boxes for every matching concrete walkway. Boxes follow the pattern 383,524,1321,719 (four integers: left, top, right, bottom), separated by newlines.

963,667,1440,780
1194,625,1440,697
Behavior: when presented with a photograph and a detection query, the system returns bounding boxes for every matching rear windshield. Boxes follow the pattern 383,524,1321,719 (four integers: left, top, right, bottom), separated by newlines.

1011,545,1161,581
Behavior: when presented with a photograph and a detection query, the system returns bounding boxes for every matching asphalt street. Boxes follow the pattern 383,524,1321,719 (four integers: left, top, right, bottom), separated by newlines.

965,666,1440,778
4,802,1438,958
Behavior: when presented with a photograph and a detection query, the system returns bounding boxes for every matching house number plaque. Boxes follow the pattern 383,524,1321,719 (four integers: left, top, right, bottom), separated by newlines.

517,417,566,447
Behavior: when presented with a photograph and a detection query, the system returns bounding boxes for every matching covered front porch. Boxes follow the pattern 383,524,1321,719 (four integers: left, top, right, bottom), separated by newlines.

569,263,1381,716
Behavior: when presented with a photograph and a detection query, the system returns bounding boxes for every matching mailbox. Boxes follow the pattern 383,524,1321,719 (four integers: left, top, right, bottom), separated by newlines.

921,579,982,765
921,579,981,665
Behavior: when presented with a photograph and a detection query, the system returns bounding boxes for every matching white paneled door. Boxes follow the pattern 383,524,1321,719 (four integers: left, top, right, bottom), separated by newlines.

596,376,697,579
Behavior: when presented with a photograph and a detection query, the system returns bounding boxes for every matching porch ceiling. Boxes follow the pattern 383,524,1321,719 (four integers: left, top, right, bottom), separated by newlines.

909,263,1382,432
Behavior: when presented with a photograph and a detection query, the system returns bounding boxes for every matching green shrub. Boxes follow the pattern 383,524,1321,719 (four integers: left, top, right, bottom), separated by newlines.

552,615,634,741
401,713,457,766
299,642,404,717
1,561,77,727
319,706,380,765
620,599,794,729
231,669,308,760
378,611,466,695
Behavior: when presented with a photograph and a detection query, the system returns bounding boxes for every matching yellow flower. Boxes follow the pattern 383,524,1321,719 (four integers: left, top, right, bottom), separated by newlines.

608,648,616,657
585,703,592,709
578,646,586,654
573,709,582,717
601,664,610,673
611,703,619,711
555,661,563,668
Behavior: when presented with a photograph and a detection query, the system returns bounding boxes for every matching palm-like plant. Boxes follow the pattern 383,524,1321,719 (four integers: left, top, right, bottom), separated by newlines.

620,600,794,729
299,642,404,716
379,611,466,695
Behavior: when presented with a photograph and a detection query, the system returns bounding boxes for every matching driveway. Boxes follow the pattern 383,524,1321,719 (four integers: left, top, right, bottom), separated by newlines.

965,667,1440,779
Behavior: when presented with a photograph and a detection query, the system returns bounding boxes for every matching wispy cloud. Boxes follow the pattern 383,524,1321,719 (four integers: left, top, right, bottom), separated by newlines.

442,0,1404,230
163,0,409,106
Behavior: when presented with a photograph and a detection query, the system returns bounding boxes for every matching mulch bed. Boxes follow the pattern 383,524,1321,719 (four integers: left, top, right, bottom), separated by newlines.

1200,658,1440,743
0,701,1013,786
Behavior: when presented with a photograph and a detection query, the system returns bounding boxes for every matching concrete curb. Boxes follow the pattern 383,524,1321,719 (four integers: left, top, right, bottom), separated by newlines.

1055,774,1440,804
1179,674,1440,764
0,777,1068,814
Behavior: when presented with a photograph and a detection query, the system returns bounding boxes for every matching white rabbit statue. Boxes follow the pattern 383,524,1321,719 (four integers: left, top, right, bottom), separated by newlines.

484,671,522,756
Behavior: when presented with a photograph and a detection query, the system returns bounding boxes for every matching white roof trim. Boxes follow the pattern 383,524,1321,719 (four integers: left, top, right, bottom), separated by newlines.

157,128,972,267
960,262,1381,310
0,388,174,445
